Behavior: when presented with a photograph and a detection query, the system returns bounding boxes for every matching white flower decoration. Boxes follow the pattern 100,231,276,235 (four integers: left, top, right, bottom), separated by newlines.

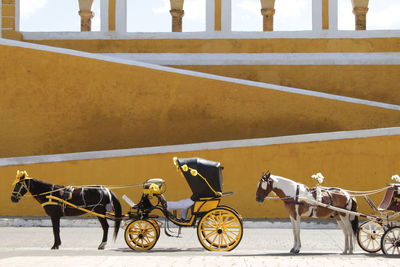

311,173,324,184
391,174,400,183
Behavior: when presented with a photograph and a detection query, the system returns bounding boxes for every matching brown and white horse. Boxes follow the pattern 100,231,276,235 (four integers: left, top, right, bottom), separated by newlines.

256,172,358,254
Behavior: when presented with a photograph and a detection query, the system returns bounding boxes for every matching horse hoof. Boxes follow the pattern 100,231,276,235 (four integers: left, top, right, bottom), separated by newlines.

51,246,59,250
290,248,300,254
98,242,106,250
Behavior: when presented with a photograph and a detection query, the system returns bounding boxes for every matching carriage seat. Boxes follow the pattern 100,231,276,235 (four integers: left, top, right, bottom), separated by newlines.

166,198,194,219
378,184,400,211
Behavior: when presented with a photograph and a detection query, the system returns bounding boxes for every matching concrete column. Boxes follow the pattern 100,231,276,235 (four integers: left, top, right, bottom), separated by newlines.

206,0,215,31
108,0,116,31
214,0,222,31
78,0,94,31
14,0,19,31
115,0,127,32
322,0,329,29
1,0,22,40
314,0,337,31
312,0,322,31
100,0,108,32
221,0,231,32
260,0,275,31
0,1,2,38
206,0,230,32
352,0,369,30
170,0,184,32
329,0,338,31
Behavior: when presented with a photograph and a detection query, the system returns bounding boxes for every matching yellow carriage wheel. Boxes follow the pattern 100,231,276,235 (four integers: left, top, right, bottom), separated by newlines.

197,207,243,251
357,221,385,253
124,219,159,251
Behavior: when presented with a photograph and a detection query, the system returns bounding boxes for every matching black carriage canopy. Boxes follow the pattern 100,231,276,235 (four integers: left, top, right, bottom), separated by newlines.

173,157,224,201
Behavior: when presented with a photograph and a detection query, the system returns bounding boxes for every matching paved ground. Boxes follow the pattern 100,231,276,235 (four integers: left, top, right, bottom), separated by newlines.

0,226,399,266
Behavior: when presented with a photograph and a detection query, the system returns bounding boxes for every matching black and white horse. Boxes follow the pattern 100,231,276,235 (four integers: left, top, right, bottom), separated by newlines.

256,172,358,254
11,170,122,250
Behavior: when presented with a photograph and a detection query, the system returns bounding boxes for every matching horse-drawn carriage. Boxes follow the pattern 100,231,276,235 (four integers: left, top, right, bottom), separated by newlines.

11,157,243,251
356,183,400,255
256,172,400,255
122,157,243,251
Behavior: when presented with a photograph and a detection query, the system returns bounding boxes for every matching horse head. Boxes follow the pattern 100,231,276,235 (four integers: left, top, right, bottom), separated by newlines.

11,170,31,203
256,171,273,203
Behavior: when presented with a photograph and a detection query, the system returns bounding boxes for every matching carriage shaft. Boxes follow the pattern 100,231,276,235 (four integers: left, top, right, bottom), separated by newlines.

299,197,377,221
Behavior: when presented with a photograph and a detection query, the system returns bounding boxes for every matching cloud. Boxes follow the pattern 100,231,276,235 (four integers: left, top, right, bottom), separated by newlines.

236,0,259,16
275,0,311,18
153,0,170,14
338,1,353,30
20,0,48,18
368,3,400,29
185,0,206,21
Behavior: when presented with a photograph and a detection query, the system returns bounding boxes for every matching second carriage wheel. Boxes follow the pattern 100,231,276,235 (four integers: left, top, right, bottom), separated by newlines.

197,207,243,251
381,226,400,255
357,220,385,253
124,219,159,251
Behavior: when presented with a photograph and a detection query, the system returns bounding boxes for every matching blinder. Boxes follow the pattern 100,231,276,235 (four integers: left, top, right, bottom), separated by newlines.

256,172,273,202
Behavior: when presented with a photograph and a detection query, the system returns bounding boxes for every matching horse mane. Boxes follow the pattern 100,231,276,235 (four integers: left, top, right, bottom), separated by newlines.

271,174,309,189
30,178,64,191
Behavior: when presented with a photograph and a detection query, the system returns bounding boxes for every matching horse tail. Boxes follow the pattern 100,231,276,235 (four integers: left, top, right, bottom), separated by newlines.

110,191,122,241
350,197,358,236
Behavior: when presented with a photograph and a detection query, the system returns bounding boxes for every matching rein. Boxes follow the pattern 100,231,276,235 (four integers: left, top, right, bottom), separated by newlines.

18,182,145,198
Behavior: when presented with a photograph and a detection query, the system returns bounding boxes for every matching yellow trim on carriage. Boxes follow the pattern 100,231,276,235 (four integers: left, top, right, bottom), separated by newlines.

167,213,196,226
45,196,107,218
193,199,220,213
41,201,59,207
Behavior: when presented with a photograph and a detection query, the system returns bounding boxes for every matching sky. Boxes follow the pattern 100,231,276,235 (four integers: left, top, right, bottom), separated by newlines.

19,0,400,32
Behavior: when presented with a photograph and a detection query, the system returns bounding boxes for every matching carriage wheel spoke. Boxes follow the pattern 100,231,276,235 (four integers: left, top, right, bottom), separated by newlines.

143,236,152,245
202,230,218,241
223,232,235,244
202,221,216,228
220,232,229,246
224,219,239,227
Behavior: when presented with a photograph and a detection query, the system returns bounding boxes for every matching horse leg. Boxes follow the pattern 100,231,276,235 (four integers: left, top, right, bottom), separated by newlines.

336,216,351,254
339,214,354,254
289,215,301,254
97,217,109,250
50,217,61,249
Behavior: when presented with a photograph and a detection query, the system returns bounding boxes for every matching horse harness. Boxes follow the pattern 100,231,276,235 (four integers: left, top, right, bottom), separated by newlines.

284,185,336,217
40,185,112,215
41,185,74,209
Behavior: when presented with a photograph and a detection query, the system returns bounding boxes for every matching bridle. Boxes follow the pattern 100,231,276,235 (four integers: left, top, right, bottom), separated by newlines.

257,172,274,200
11,178,31,200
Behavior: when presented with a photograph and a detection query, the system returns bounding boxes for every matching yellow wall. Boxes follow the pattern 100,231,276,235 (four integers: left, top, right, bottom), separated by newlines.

214,0,222,31
322,0,329,30
1,43,400,158
25,37,400,53
172,65,400,105
108,0,116,31
1,134,399,218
